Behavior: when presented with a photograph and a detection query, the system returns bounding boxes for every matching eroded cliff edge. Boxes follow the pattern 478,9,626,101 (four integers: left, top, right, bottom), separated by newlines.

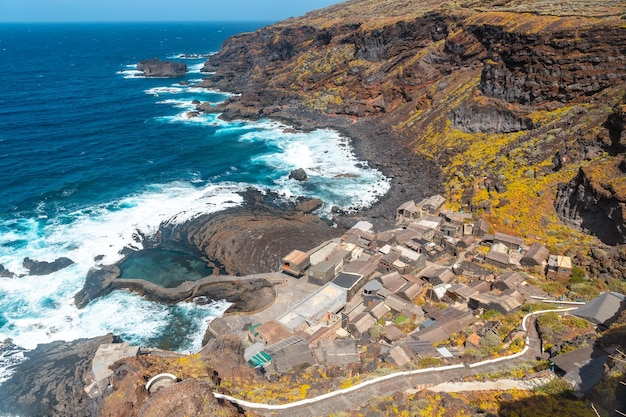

197,0,626,251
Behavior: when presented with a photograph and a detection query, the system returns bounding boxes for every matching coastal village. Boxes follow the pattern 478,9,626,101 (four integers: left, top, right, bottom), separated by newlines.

87,194,626,405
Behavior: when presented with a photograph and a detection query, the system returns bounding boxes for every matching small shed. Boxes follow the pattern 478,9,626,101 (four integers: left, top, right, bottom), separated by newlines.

389,345,413,366
308,261,336,285
521,243,550,267
383,324,406,343
396,200,420,223
493,271,525,291
367,300,391,320
253,320,292,346
348,312,377,336
379,271,407,293
546,255,572,281
281,250,311,277
485,250,510,268
494,232,524,250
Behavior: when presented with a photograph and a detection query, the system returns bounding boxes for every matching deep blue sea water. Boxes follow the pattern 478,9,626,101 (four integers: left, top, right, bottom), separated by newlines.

0,23,389,384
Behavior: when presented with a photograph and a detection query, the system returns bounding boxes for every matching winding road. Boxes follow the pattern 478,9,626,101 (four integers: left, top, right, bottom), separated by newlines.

212,307,578,417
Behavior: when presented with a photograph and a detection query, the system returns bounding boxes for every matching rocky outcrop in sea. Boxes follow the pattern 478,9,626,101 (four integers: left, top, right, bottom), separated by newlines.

137,58,187,77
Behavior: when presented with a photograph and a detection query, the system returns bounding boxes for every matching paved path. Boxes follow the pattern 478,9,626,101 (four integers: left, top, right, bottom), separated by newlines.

213,307,577,417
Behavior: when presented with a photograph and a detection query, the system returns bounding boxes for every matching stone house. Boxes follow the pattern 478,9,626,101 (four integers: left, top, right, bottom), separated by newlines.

485,250,510,268
308,261,336,285
348,312,377,336
520,243,550,267
546,255,572,281
250,320,292,346
494,232,524,251
396,200,420,223
492,271,525,291
280,249,311,277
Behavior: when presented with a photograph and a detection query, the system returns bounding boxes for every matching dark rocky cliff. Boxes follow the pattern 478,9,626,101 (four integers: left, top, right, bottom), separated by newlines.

198,0,626,253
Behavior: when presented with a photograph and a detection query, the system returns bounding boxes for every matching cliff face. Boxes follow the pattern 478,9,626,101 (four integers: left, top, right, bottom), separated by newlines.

555,100,626,245
200,0,626,248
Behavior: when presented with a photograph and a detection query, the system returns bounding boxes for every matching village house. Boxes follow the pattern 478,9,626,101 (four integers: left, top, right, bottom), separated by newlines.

347,312,377,337
379,271,407,293
383,324,406,344
420,194,446,216
403,337,439,359
396,200,421,223
415,215,443,231
389,345,414,366
406,222,436,241
378,249,400,273
492,271,525,291
384,293,424,323
280,249,311,277
493,232,525,251
277,282,347,333
308,261,336,285
266,336,316,374
367,299,391,320
445,283,479,304
397,281,422,302
573,292,626,328
395,229,420,246
440,209,473,226
468,291,523,314
333,272,367,301
473,218,490,237
420,266,455,285
343,255,381,281
249,320,292,346
309,241,338,265
376,229,397,246
319,338,359,367
546,254,573,281
520,243,550,267
485,249,511,268
414,306,473,344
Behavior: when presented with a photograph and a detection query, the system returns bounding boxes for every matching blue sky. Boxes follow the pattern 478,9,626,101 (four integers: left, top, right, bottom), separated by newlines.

0,0,344,23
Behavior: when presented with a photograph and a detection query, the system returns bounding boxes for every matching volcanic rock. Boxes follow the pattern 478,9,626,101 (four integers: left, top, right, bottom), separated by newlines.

137,58,187,77
0,334,115,417
73,265,120,309
22,256,74,275
0,264,15,278
158,189,343,275
289,167,308,181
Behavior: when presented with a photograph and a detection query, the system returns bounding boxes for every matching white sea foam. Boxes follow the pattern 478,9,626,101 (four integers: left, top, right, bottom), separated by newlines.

167,53,215,60
240,123,390,214
188,63,205,74
0,182,245,381
145,86,184,96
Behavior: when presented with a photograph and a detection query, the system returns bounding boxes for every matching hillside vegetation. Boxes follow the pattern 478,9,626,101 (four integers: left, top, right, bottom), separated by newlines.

202,0,626,257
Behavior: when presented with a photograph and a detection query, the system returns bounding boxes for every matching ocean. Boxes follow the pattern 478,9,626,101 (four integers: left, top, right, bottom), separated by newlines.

0,22,389,384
